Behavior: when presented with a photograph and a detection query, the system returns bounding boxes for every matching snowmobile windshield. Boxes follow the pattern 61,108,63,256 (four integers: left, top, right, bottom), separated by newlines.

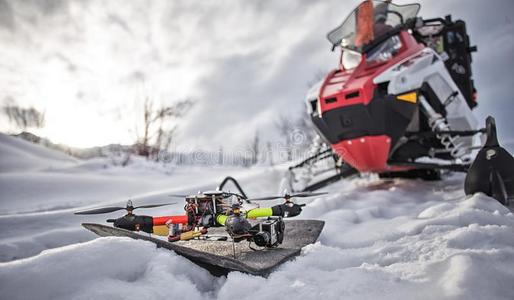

327,0,420,53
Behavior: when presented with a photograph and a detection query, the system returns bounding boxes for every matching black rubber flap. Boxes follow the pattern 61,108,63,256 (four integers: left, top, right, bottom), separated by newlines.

465,117,514,205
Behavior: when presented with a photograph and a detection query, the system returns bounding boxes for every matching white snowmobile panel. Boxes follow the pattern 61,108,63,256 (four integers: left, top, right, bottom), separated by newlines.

374,47,478,150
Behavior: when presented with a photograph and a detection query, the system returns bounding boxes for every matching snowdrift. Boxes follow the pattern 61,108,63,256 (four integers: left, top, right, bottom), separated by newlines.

2,179,514,299
0,134,285,262
1,134,514,299
0,133,77,172
0,238,219,300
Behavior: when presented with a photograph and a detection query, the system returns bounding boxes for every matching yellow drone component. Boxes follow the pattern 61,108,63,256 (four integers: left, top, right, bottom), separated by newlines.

152,225,169,236
180,230,203,241
397,92,417,103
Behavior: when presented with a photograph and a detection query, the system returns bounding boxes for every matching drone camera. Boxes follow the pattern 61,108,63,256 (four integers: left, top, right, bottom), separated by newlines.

252,217,285,248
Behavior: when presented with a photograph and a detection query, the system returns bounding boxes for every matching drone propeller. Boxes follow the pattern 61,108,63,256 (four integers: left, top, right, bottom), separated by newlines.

289,192,329,198
74,206,127,215
74,202,176,215
246,191,328,201
135,203,175,209
169,191,247,200
168,194,189,198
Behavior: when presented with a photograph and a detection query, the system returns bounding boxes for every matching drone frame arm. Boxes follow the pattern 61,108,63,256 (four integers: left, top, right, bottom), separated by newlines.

153,215,188,226
216,214,228,225
215,207,279,226
246,208,274,219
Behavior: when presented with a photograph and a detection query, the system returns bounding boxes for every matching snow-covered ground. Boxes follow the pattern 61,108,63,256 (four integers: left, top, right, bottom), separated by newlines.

1,133,514,300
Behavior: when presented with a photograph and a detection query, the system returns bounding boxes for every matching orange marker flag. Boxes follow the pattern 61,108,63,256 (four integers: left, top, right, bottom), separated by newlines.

355,0,375,47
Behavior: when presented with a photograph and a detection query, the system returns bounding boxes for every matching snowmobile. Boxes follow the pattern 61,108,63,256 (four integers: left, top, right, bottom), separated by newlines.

75,177,325,276
289,0,514,206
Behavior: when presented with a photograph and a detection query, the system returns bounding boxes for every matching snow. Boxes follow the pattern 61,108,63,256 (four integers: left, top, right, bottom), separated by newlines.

1,134,514,299
0,133,77,172
0,238,219,300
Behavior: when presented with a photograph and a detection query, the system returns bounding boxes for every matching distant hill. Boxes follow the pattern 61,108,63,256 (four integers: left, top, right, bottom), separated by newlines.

0,132,77,172
11,132,255,167
13,132,134,160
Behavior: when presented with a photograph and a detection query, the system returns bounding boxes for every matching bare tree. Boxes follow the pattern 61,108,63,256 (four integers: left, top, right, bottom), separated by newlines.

266,141,274,166
3,105,45,131
218,146,224,165
249,131,260,165
274,115,294,161
306,69,327,89
294,105,317,150
135,97,193,160
274,106,318,162
109,146,132,167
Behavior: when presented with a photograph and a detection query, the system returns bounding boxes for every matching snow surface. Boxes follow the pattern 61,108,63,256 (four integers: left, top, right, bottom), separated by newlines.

0,133,77,172
1,134,514,299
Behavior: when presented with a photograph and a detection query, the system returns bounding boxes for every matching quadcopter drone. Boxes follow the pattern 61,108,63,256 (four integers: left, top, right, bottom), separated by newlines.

75,177,327,249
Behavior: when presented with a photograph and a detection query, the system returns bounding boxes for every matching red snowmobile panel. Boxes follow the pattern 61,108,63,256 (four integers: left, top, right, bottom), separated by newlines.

332,135,391,172
317,31,424,172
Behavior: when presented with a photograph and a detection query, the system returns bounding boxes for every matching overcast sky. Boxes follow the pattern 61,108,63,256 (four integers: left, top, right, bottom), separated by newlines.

0,0,513,149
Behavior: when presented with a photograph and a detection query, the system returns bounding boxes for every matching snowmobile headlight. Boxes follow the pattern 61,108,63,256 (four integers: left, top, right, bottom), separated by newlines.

342,49,362,70
366,35,402,65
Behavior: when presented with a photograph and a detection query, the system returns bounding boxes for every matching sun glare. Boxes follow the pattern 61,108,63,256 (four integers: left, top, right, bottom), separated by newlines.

38,115,133,149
